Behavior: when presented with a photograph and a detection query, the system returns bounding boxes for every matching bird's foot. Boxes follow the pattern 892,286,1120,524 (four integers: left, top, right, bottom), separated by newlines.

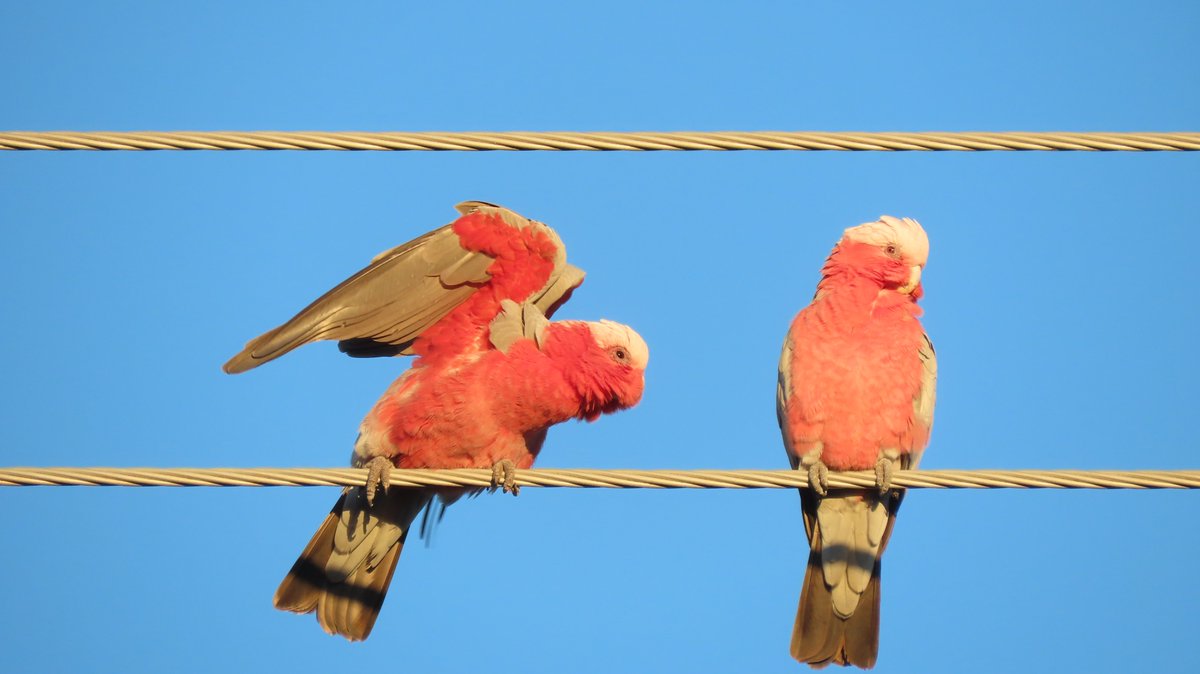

805,460,829,497
874,454,897,493
364,456,393,506
491,459,520,496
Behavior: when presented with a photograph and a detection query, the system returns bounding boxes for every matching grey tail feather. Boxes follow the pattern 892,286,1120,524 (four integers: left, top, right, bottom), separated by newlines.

792,486,904,670
790,548,882,669
273,491,423,641
841,562,882,668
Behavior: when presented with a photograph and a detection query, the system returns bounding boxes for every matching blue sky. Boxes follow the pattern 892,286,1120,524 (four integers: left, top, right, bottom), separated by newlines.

1,2,1197,672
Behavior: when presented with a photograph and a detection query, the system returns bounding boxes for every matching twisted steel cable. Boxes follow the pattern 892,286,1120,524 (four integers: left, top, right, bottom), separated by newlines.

1,131,1198,151
1,467,1198,489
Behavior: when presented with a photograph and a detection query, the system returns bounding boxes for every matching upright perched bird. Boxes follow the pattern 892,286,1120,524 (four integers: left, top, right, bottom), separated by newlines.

776,216,936,668
225,201,649,641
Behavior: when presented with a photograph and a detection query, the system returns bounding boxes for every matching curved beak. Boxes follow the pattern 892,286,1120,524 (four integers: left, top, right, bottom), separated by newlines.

898,265,922,295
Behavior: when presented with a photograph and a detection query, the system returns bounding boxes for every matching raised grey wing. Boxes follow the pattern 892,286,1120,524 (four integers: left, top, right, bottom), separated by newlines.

223,224,492,374
224,201,587,374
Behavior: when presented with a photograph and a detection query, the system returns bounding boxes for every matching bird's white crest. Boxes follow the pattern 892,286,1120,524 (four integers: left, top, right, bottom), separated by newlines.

584,320,650,369
844,215,930,267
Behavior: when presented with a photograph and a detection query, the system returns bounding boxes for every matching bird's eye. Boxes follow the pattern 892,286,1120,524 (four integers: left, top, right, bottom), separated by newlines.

611,347,629,363
884,244,899,258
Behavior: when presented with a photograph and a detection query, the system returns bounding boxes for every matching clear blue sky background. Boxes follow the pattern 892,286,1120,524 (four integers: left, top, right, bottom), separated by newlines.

1,2,1197,672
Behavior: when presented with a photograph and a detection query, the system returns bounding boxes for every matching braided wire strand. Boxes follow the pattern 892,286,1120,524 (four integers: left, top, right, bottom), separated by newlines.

1,467,1198,489
1,131,1199,151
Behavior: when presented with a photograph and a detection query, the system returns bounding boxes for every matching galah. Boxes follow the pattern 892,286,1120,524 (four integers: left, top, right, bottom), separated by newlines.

224,201,649,640
776,216,936,669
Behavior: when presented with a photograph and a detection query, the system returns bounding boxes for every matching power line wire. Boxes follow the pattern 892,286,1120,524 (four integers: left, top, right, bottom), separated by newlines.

1,467,1198,489
1,131,1198,151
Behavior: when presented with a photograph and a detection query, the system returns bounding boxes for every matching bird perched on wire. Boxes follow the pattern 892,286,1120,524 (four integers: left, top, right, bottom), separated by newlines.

776,215,936,668
224,201,649,641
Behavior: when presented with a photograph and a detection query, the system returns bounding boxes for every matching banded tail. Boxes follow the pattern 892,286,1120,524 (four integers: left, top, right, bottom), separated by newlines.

791,488,903,669
274,488,430,641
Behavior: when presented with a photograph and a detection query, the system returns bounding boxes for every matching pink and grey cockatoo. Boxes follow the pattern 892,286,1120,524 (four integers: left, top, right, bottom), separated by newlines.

776,216,936,668
224,201,649,640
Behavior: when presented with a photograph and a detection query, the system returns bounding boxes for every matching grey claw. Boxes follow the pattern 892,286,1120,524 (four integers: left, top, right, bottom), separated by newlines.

491,459,520,496
874,456,895,493
806,462,829,496
365,456,393,506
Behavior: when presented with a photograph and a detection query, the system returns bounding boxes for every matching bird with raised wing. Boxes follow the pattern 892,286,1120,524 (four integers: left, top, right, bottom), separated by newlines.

226,202,648,640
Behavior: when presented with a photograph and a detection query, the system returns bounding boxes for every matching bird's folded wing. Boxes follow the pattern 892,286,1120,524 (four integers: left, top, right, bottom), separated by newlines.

906,331,937,470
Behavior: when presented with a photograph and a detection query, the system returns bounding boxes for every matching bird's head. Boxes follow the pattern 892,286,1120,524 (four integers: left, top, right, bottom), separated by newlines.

830,215,930,297
543,319,649,421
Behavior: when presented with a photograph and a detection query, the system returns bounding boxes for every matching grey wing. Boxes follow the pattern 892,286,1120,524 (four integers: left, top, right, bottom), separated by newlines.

224,202,586,374
777,333,801,470
904,331,937,470
223,223,492,374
